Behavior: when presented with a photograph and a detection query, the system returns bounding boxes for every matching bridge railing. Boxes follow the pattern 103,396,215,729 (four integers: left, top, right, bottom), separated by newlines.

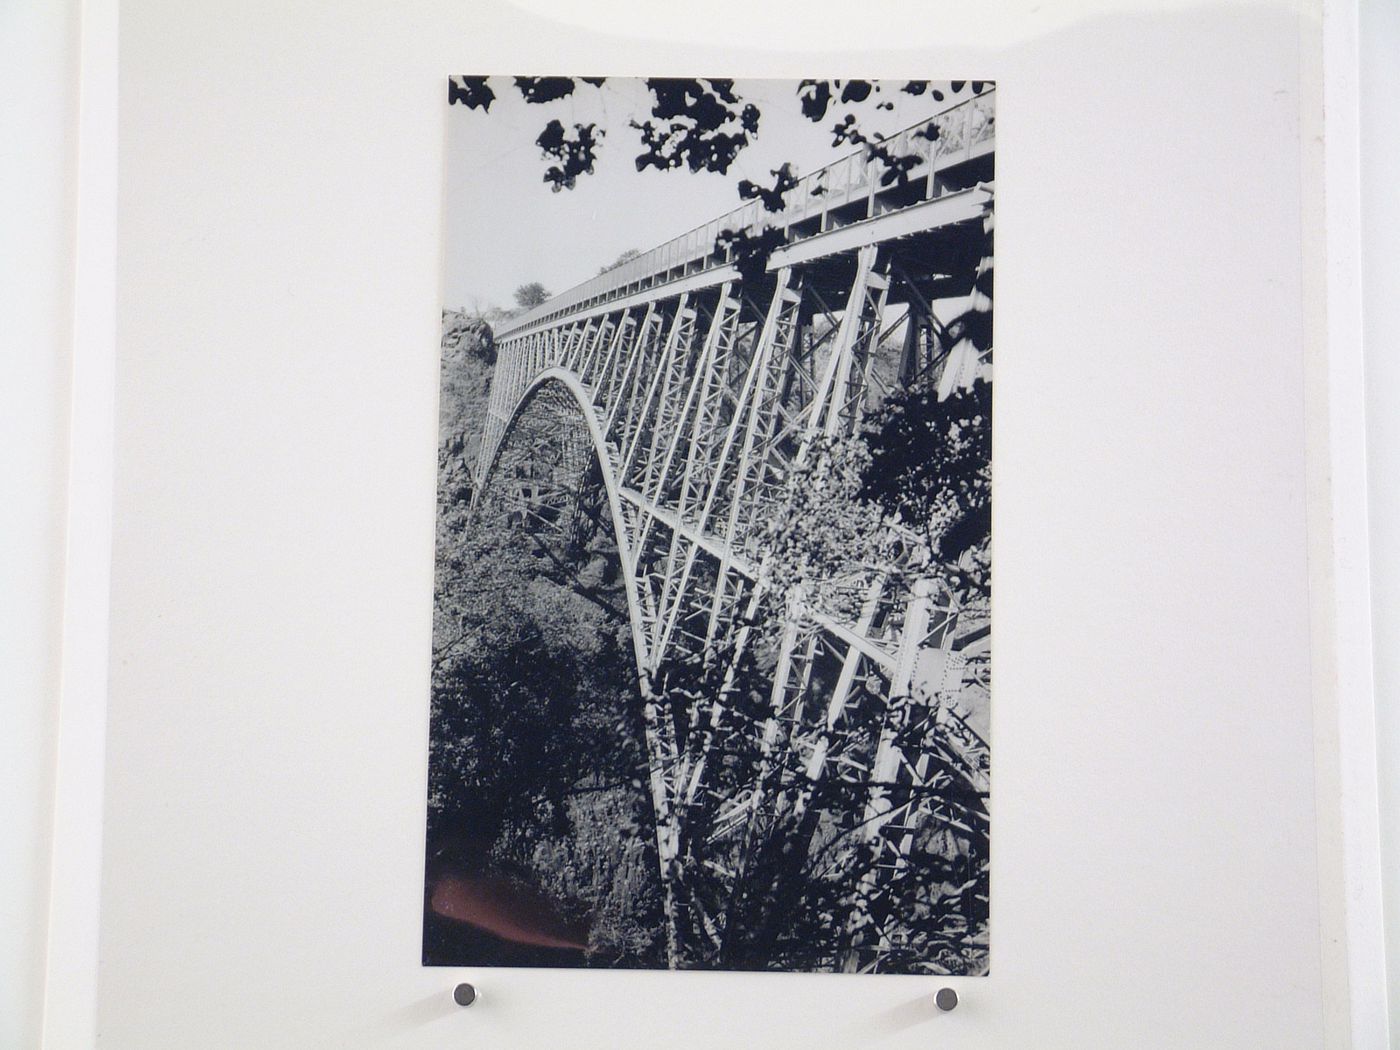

497,86,995,338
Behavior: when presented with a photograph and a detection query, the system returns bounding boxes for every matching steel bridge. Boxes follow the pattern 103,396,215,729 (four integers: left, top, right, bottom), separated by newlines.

472,89,994,973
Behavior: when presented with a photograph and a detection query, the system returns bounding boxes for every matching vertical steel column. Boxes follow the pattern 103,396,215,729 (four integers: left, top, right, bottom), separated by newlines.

576,315,610,380
701,269,800,644
842,579,935,971
630,285,728,568
808,244,877,442
787,575,887,824
604,302,658,440
593,308,633,412
643,285,741,653
620,293,692,485
635,300,700,499
616,312,659,448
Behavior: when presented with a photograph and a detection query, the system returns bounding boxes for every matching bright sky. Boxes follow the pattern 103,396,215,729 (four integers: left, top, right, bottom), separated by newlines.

441,79,978,313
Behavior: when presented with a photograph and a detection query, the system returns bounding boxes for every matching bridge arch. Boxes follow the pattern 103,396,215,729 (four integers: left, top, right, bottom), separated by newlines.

473,367,692,958
475,366,654,682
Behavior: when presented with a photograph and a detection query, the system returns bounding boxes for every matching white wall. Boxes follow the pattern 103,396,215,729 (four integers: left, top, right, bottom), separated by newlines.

1360,0,1400,1034
96,1,1369,1047
1319,0,1392,1041
40,0,119,1045
0,1,77,1047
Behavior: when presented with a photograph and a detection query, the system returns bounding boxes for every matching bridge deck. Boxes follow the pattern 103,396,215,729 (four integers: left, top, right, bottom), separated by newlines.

498,87,995,339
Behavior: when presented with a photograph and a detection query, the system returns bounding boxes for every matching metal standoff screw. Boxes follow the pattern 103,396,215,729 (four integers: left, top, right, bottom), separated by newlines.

935,987,958,1012
453,982,478,1007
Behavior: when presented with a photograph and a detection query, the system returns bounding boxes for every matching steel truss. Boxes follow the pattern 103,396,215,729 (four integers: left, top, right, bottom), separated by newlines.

472,173,993,974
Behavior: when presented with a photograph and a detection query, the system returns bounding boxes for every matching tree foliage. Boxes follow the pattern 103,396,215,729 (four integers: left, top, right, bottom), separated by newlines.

758,435,896,616
513,281,551,309
737,162,799,213
631,78,760,175
449,75,991,214
536,119,603,191
427,480,666,967
860,381,991,601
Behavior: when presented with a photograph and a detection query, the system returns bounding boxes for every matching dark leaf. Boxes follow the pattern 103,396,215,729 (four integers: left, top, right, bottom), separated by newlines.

515,76,578,104
737,162,799,213
448,75,495,111
797,79,833,121
839,79,872,104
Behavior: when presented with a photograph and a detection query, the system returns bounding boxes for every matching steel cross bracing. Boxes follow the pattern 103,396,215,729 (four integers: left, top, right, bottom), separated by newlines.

472,127,992,972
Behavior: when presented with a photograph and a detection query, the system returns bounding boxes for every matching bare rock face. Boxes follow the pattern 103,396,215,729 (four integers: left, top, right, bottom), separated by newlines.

442,310,496,366
437,310,498,516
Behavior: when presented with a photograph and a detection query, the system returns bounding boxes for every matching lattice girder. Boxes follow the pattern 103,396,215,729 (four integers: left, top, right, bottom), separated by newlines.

468,178,992,972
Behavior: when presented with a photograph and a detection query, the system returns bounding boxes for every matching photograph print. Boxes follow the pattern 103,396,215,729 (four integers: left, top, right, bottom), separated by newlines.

424,77,993,975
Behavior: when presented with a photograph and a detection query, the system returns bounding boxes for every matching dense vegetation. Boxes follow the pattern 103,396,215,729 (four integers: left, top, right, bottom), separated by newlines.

426,311,667,966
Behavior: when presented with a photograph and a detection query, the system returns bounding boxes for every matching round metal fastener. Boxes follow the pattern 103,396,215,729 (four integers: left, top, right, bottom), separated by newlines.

453,983,478,1007
935,987,958,1012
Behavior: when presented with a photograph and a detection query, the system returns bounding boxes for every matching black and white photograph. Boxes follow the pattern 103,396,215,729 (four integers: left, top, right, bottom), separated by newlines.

424,77,993,975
